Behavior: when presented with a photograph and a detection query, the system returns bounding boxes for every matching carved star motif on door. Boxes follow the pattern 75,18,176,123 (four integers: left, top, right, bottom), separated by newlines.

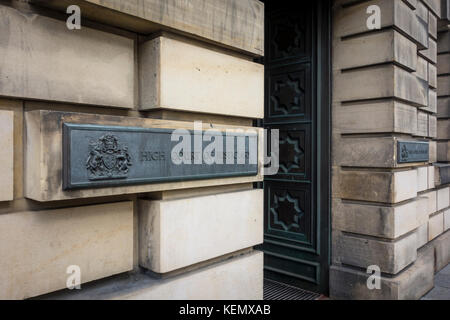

270,192,304,232
271,75,305,115
279,134,304,173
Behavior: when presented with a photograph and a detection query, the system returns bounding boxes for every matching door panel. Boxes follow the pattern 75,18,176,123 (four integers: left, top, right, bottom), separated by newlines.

259,0,330,294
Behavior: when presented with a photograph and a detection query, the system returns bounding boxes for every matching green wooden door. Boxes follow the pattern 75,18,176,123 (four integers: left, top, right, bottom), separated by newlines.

259,0,331,295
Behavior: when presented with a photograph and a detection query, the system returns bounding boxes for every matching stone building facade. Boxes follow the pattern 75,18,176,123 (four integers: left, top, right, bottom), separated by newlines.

0,0,448,300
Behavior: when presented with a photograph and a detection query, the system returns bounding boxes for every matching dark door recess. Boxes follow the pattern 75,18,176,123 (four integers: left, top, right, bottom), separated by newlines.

258,0,331,295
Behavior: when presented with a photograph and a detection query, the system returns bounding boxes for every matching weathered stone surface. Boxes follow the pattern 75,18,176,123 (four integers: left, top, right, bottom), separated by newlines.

437,53,450,75
438,30,450,53
428,63,437,88
333,65,428,107
428,11,437,39
430,140,437,163
338,170,417,203
334,137,430,168
434,163,450,186
0,110,13,201
334,231,417,274
39,251,264,300
434,230,450,272
417,111,429,136
428,165,435,188
417,166,428,192
334,0,428,49
415,56,428,81
139,36,264,118
437,187,450,211
0,202,134,299
437,75,450,96
419,38,438,63
333,198,426,239
422,0,442,17
429,115,437,138
437,119,450,139
30,0,264,56
139,190,263,273
429,212,444,240
416,0,429,22
426,89,437,113
335,101,417,134
330,244,434,300
437,142,450,162
25,110,264,202
437,97,450,118
417,222,429,248
333,30,417,71
423,190,438,215
0,5,135,108
445,209,450,231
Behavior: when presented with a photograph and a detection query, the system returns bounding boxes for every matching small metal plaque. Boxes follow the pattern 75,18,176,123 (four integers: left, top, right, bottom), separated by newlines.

63,123,258,190
397,141,429,163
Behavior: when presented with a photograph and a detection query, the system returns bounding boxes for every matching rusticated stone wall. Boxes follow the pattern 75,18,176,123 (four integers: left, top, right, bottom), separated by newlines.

0,0,265,300
331,0,450,299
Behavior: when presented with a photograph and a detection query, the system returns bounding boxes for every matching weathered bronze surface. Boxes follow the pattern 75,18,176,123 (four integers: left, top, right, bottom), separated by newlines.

397,141,429,163
63,123,258,190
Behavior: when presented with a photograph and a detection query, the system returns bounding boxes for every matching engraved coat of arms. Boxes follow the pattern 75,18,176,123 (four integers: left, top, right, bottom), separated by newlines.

86,135,132,180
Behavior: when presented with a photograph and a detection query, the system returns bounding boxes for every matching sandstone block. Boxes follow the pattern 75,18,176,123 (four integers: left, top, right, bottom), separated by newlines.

437,97,450,119
415,56,428,81
416,111,429,136
422,190,437,215
428,63,437,88
437,142,450,162
428,115,437,138
437,53,450,75
334,0,428,49
430,140,437,163
333,198,426,239
0,5,135,108
336,101,417,134
437,119,450,139
339,170,417,203
419,38,437,64
139,190,263,273
333,30,417,71
434,164,450,186
434,230,450,272
334,231,417,274
417,222,429,248
425,89,437,114
139,36,264,118
0,110,13,201
335,137,430,168
39,251,264,300
422,0,442,16
428,165,435,189
437,187,450,211
330,244,434,300
428,11,437,39
30,0,265,56
334,65,428,107
429,212,444,240
438,30,450,53
445,209,450,231
417,166,428,192
437,75,450,96
0,202,134,299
